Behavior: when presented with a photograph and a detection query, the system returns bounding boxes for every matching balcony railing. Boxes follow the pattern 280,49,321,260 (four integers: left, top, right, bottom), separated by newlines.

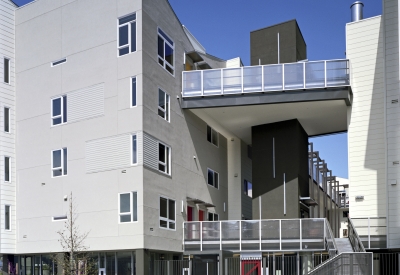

351,217,387,249
183,218,337,254
182,59,350,98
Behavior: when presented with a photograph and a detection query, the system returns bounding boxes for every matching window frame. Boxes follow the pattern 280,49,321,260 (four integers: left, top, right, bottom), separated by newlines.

157,88,170,122
159,196,176,231
207,168,219,189
4,156,10,183
118,192,138,224
4,107,10,133
206,125,219,147
51,148,67,178
157,27,175,76
3,57,10,84
131,134,138,165
5,205,10,231
158,141,171,175
244,180,253,198
131,76,137,108
208,212,219,221
117,13,137,57
51,95,67,126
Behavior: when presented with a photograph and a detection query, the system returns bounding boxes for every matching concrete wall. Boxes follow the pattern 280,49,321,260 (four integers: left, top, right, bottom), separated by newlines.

0,0,16,254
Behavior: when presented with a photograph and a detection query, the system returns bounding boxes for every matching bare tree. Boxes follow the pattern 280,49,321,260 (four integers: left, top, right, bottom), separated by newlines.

55,193,96,275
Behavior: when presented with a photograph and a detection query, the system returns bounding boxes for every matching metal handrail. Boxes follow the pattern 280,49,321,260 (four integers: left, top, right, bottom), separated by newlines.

325,220,338,257
348,217,366,252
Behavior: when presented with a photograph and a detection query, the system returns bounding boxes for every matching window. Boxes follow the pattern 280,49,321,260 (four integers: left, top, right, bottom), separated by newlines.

207,168,219,189
51,58,67,67
207,125,219,147
208,212,219,221
244,180,253,198
52,215,67,221
159,197,175,230
158,142,170,174
4,107,9,133
118,13,136,56
52,148,67,177
158,89,170,121
157,28,174,75
5,205,10,230
52,96,67,126
132,134,137,164
343,211,349,218
4,156,10,182
131,77,137,107
119,192,138,223
4,58,9,84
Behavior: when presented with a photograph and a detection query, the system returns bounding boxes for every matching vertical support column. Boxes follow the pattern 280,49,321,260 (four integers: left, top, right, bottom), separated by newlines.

368,217,371,249
303,62,306,89
220,221,222,251
239,220,242,251
201,70,204,96
279,220,282,251
136,249,150,275
263,257,266,275
296,253,300,275
300,219,302,250
324,60,327,87
200,221,203,251
350,254,354,275
241,67,244,94
224,259,228,275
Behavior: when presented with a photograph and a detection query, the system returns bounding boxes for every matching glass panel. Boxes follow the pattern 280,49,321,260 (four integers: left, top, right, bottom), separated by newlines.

182,71,202,96
41,255,53,275
214,214,219,221
26,256,32,275
5,205,10,230
168,199,175,221
4,58,9,83
119,13,136,25
302,219,324,250
119,47,129,56
203,70,221,95
284,63,304,90
165,147,170,174
132,135,137,164
211,129,218,146
132,192,137,221
4,107,9,132
120,215,131,223
120,193,130,213
53,118,62,125
106,253,115,275
160,220,167,228
159,143,165,163
261,220,280,250
248,182,252,198
158,29,174,46
158,37,164,58
165,44,173,66
208,213,213,221
241,221,259,250
34,256,40,275
130,22,136,52
326,60,349,86
281,220,300,250
221,221,240,251
223,68,242,94
53,169,62,177
4,157,9,182
119,25,129,47
202,221,220,250
160,197,167,218
131,77,136,107
207,169,213,186
158,90,165,110
158,108,165,119
166,64,174,75
243,66,262,93
62,96,67,123
63,148,67,175
52,98,61,117
305,62,325,88
165,94,169,121
214,172,219,189
117,252,132,275
99,254,105,269
169,222,175,230
207,125,212,142
158,163,165,172
263,64,283,91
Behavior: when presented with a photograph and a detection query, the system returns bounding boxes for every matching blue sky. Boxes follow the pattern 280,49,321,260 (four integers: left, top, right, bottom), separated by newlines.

14,0,383,178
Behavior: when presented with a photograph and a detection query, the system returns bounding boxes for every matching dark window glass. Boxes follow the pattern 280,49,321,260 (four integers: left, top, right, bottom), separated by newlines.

119,13,136,25
208,213,213,221
119,25,129,47
165,44,173,66
160,197,167,218
53,118,62,125
165,147,170,173
120,193,130,213
244,180,248,195
158,89,165,110
120,215,131,223
214,214,219,221
158,37,164,58
132,135,137,164
119,47,129,56
207,126,212,142
169,222,175,230
52,98,61,117
4,58,9,83
53,169,62,177
130,22,136,52
63,148,67,175
117,252,132,275
168,199,175,221
158,29,174,46
131,77,137,107
207,169,213,186
52,59,66,66
5,205,10,230
214,172,219,189
212,129,218,146
160,220,167,228
53,150,61,168
4,107,9,132
159,143,165,163
4,157,9,182
62,96,67,123
106,252,115,275
165,94,169,121
132,192,137,221
166,65,174,75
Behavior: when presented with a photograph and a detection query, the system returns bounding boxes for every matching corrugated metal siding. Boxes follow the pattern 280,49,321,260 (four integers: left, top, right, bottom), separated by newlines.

67,83,104,123
143,133,158,171
86,132,142,173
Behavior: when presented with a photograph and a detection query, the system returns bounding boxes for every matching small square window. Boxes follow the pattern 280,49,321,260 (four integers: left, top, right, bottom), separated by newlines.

158,89,170,122
118,13,136,56
52,96,67,126
119,192,138,223
159,197,175,230
207,168,219,189
52,148,67,177
207,125,218,147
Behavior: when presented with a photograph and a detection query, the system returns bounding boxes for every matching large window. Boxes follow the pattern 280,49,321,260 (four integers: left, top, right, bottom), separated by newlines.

158,142,170,174
118,13,136,56
244,180,252,198
208,212,219,221
158,89,170,121
3,58,9,84
157,28,174,75
52,148,67,177
131,77,137,107
207,168,219,189
117,252,134,275
132,135,137,164
4,156,10,182
5,205,10,230
4,107,9,133
207,125,219,147
52,96,67,126
119,192,138,223
159,197,175,230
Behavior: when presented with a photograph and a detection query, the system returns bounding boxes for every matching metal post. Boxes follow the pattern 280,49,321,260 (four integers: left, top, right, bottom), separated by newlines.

225,259,228,275
277,33,280,64
303,62,306,89
273,254,276,275
273,138,275,179
259,220,262,251
324,61,327,87
261,65,264,92
297,253,300,275
282,254,284,275
368,217,371,249
300,219,302,250
284,173,286,216
167,261,170,275
200,221,203,251
206,262,209,275
263,257,266,275
201,70,204,96
350,254,353,275
239,220,242,251
221,69,223,95
282,64,285,90
279,220,282,251
220,221,222,251
241,67,244,94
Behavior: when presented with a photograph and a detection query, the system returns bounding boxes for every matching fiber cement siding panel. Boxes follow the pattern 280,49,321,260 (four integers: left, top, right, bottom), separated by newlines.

143,133,158,171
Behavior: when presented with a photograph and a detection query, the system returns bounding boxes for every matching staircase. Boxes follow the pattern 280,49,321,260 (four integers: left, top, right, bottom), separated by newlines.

334,238,354,253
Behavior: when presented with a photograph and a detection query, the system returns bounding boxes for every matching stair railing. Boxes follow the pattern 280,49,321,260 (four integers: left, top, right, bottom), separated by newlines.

348,217,366,252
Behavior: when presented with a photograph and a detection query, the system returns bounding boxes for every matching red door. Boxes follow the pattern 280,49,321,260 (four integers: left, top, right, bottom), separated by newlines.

199,210,204,221
187,206,193,221
241,260,261,275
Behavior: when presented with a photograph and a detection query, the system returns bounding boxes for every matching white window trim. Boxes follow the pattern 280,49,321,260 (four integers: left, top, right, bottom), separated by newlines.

118,192,138,224
117,13,137,57
207,125,219,147
157,27,175,76
157,88,170,123
5,205,11,231
158,141,171,175
51,95,67,127
4,106,10,134
207,168,219,189
131,134,138,165
130,76,137,108
3,57,10,85
51,148,67,178
4,156,10,183
51,58,67,67
159,195,176,231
